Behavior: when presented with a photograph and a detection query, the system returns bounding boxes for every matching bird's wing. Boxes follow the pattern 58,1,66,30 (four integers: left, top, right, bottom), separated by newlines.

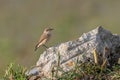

34,33,48,51
38,33,48,43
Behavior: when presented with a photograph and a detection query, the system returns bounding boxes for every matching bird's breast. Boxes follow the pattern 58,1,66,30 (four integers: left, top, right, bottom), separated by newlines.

47,33,51,37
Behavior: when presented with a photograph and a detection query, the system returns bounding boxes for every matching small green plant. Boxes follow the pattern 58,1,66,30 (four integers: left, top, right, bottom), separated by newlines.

108,64,120,80
3,63,27,80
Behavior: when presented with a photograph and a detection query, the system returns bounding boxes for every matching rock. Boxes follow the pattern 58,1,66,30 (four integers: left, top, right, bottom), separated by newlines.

26,26,120,78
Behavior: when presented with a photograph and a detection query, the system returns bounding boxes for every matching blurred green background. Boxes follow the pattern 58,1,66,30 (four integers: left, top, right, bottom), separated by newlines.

0,0,120,76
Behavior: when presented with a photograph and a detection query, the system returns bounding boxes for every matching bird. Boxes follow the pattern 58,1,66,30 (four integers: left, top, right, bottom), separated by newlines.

35,27,54,51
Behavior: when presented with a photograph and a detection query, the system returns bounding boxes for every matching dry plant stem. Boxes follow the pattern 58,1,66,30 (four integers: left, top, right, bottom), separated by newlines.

93,49,98,65
101,59,107,70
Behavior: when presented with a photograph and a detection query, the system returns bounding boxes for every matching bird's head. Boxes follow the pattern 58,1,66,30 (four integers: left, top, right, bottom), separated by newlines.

44,27,54,32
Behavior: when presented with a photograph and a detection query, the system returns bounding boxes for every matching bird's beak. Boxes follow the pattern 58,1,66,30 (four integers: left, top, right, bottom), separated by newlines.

50,28,54,30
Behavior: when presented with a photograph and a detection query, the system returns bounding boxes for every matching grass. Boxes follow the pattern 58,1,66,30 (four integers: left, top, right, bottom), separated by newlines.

2,62,120,80
1,47,120,80
3,63,27,80
53,63,120,80
1,62,120,80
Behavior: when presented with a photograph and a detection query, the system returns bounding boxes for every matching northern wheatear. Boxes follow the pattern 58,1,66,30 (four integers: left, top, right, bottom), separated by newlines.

35,27,54,51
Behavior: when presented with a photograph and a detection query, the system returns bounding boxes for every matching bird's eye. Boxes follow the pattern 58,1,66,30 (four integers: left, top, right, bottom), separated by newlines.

46,29,49,31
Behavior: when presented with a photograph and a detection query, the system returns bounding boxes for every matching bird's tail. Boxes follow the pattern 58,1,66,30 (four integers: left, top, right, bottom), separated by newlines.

34,43,40,51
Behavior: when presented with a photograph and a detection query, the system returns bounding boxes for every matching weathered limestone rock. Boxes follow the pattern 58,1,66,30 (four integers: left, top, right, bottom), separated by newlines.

26,26,120,78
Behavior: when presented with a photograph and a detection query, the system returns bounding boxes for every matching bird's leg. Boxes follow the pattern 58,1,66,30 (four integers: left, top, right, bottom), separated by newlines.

43,45,48,49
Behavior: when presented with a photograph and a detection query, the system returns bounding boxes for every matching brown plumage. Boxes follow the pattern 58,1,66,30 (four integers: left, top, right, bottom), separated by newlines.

35,27,53,51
